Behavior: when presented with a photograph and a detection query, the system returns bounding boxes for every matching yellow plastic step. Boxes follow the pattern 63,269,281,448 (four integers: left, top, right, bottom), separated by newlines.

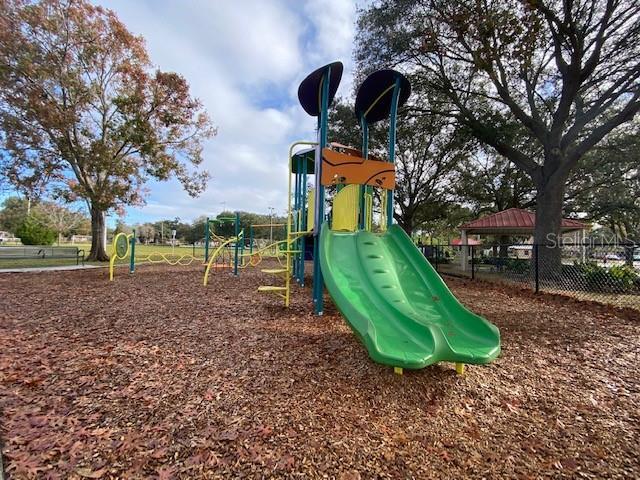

258,286,287,292
261,268,288,274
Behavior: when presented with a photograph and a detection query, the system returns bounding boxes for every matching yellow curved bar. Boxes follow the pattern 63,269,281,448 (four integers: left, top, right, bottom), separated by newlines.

239,239,286,269
209,232,228,244
136,252,203,266
109,232,133,281
240,239,287,258
203,236,238,286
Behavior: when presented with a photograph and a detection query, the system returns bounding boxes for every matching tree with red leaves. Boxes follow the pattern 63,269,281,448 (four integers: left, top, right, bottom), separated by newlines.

0,0,215,260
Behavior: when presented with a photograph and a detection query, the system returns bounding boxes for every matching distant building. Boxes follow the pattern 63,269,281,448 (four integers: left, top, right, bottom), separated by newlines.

69,234,92,244
0,231,20,243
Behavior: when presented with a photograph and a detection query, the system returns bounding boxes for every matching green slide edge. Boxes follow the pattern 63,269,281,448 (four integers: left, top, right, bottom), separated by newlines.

319,224,501,369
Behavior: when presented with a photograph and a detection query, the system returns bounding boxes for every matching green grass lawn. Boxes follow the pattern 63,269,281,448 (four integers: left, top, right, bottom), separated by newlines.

0,242,208,270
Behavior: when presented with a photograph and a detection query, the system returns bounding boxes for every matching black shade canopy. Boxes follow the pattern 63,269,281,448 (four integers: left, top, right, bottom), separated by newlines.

354,69,411,123
297,61,343,117
291,147,315,174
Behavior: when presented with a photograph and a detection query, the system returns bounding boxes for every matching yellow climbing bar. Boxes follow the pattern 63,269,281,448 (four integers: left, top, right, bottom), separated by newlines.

258,286,287,292
261,268,288,274
203,236,238,286
307,188,315,230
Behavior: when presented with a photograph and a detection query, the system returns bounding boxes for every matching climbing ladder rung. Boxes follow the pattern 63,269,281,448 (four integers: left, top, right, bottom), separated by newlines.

258,286,287,292
261,268,288,274
286,250,302,253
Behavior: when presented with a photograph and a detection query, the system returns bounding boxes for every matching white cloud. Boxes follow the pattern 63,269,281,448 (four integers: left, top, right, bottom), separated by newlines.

96,0,358,225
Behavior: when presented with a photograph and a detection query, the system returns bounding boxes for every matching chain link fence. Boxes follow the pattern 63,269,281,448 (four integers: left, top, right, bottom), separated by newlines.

420,242,640,310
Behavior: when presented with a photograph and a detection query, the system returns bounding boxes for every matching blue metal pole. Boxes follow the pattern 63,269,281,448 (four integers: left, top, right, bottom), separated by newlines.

313,67,331,315
359,118,369,230
204,217,210,262
233,211,240,276
300,152,308,285
387,78,401,229
129,229,136,274
293,156,300,280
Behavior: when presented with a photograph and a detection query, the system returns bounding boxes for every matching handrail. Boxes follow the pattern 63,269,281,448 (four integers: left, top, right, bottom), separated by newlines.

209,231,228,244
244,229,313,270
203,236,238,286
240,239,287,269
239,231,311,263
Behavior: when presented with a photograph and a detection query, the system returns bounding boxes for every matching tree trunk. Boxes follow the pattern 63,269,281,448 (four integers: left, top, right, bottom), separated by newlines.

498,235,509,258
88,206,109,261
396,211,413,235
534,174,567,278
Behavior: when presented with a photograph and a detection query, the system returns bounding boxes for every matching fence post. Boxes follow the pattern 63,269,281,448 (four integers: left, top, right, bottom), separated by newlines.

534,243,539,293
233,211,240,276
129,230,136,274
204,217,210,262
471,245,475,280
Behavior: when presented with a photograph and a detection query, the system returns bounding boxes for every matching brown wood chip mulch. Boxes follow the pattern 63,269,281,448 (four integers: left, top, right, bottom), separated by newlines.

0,262,638,479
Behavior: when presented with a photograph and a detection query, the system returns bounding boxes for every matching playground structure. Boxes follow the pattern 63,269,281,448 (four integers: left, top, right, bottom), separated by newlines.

111,213,289,282
111,62,501,376
254,62,501,374
109,230,210,281
202,214,291,285
110,214,243,281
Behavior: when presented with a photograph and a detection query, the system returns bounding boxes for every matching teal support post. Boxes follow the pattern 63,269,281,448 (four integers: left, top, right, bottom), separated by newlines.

233,212,240,276
129,229,136,274
204,217,210,262
359,118,369,230
249,225,253,254
313,67,331,315
240,228,245,265
386,78,401,229
299,153,308,285
293,156,300,281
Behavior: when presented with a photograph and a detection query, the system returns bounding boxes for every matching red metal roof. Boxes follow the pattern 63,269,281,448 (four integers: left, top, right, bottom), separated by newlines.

460,208,587,232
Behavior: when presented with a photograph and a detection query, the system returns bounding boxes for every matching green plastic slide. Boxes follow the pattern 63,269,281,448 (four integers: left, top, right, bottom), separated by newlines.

319,224,500,369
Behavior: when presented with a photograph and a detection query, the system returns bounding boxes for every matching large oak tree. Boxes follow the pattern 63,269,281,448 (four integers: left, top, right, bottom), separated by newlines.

0,0,215,260
356,0,640,267
329,99,467,234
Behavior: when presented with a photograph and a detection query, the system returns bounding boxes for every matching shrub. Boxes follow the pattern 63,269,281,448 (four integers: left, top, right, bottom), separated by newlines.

16,216,56,245
478,257,529,273
504,258,530,274
608,265,639,292
573,261,639,293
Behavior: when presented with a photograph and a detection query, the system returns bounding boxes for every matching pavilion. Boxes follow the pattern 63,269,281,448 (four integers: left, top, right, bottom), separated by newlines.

457,208,588,271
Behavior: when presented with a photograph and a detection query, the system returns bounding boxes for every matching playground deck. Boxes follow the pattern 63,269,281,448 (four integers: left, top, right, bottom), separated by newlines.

0,263,638,479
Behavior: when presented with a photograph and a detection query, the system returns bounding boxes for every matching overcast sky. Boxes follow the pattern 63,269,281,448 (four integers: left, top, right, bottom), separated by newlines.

93,0,360,225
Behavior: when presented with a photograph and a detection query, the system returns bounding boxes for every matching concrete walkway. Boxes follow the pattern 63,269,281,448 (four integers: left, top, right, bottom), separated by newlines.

0,264,104,274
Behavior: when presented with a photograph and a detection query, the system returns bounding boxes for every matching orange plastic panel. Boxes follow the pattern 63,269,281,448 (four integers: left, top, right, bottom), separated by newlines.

321,148,395,189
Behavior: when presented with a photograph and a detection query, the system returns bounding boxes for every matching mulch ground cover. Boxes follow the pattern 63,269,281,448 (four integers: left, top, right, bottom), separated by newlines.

0,262,639,479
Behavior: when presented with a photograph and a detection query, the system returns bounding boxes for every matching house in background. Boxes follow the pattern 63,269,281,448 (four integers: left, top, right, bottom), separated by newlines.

0,231,20,244
69,234,92,244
